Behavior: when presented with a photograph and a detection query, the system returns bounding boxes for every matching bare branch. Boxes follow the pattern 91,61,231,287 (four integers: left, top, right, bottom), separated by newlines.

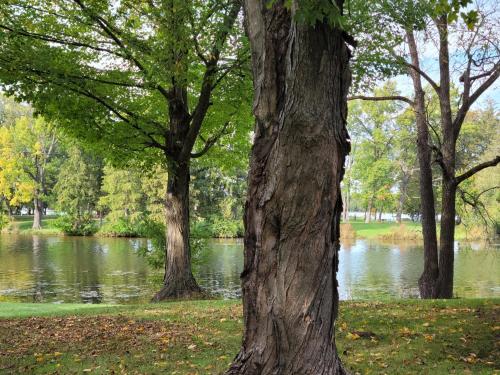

402,61,440,94
348,95,414,105
453,61,500,139
455,156,500,185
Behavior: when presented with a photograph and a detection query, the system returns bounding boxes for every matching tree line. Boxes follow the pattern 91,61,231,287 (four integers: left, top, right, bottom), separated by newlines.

0,95,250,239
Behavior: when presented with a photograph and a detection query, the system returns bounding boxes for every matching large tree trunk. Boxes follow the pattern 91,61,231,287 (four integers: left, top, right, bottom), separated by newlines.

152,161,203,301
226,1,350,373
32,196,43,230
407,30,439,298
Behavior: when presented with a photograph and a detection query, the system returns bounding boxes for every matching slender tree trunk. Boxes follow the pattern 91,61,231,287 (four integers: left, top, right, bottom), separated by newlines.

227,1,350,373
152,161,203,301
343,189,350,222
434,15,456,298
32,196,43,230
365,197,373,223
407,30,439,298
396,174,409,224
437,176,456,298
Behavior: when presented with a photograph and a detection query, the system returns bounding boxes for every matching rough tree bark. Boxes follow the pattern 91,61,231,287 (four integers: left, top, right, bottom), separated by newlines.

226,0,351,373
406,30,440,298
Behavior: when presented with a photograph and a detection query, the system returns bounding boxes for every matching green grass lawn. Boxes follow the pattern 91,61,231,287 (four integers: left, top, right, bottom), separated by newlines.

0,299,498,374
344,220,484,241
2,215,60,235
348,221,422,239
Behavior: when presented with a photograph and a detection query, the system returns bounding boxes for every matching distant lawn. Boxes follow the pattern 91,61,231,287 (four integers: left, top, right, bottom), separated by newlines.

3,215,61,235
0,299,498,374
344,220,485,241
348,220,422,239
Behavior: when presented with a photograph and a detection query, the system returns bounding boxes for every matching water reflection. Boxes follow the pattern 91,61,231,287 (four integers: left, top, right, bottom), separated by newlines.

0,234,498,303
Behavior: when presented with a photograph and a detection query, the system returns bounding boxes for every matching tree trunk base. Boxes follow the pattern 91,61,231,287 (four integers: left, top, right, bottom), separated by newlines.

225,349,349,375
151,274,206,302
418,273,438,299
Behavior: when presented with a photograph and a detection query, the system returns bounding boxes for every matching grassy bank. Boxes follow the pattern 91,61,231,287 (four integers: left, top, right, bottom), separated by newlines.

341,220,488,241
0,299,498,374
1,216,61,235
2,216,492,242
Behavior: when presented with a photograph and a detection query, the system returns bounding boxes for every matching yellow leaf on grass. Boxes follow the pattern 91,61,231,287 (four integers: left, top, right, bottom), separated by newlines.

346,332,361,340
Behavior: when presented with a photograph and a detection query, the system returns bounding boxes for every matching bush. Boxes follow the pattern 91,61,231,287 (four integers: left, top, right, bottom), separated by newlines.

138,220,209,269
207,216,244,238
54,214,98,236
0,214,9,231
99,218,146,237
137,220,166,269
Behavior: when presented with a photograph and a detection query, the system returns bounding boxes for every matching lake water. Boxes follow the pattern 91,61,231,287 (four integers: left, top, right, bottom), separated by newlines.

0,234,498,303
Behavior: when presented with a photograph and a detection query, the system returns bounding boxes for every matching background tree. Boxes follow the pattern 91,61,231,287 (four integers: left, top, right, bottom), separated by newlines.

348,0,499,298
0,111,57,228
349,83,400,222
53,145,103,235
99,164,146,235
0,0,250,299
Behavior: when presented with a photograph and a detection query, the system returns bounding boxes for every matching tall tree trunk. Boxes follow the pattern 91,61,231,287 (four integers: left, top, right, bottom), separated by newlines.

32,196,43,230
227,1,350,373
435,15,456,298
407,30,439,298
152,161,203,301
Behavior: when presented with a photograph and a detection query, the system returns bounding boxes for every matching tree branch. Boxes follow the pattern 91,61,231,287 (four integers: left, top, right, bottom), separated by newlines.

453,61,500,139
348,95,414,105
71,0,171,101
402,61,440,94
180,0,241,161
455,156,500,185
190,120,231,158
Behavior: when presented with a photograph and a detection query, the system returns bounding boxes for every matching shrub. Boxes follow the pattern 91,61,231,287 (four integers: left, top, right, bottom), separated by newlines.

137,220,166,269
54,214,98,236
99,218,146,237
136,219,215,269
208,216,244,238
0,213,9,231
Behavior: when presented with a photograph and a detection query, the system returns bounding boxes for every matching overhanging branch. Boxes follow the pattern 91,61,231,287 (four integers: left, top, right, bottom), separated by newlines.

455,156,500,185
348,95,414,106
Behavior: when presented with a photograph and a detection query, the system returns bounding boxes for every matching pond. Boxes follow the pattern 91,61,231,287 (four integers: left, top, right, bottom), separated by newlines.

0,234,498,303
